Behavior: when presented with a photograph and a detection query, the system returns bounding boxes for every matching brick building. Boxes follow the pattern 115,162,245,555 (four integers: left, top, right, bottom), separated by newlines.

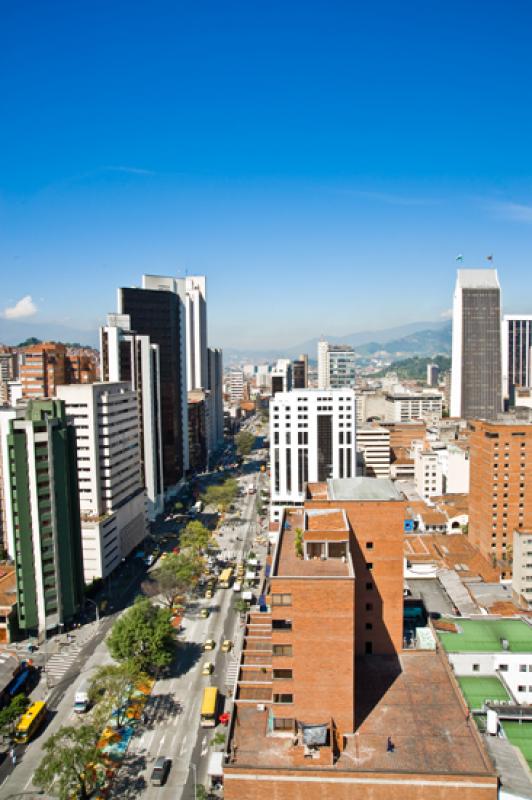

224,477,497,799
468,416,532,571
20,342,67,399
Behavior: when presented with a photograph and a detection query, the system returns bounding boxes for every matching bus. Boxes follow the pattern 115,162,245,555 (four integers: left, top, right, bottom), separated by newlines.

218,567,233,589
200,687,219,728
15,700,47,743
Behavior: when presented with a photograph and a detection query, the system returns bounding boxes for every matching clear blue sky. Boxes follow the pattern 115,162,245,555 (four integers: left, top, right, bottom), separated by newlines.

2,0,532,349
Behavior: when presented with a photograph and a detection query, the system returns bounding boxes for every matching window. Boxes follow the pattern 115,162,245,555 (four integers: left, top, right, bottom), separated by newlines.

366,562,373,570
499,664,508,672
273,693,293,704
365,602,373,611
365,641,373,655
520,665,527,672
273,669,293,679
272,619,292,630
366,541,374,550
273,644,292,657
365,623,373,631
273,718,294,731
518,685,526,693
472,664,480,672
272,593,292,607
366,582,373,591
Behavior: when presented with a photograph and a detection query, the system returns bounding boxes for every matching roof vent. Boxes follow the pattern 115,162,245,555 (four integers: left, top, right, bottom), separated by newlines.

501,638,509,651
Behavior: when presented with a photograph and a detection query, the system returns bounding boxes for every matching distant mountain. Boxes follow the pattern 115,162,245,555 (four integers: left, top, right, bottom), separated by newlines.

355,322,452,358
0,318,99,348
372,355,451,380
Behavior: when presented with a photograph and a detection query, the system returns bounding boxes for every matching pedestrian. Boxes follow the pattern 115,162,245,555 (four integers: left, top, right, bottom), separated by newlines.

10,746,16,766
386,736,394,753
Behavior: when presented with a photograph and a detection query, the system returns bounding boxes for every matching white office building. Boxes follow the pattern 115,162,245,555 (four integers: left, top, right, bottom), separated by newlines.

270,389,356,520
317,340,356,390
502,315,532,404
356,424,391,478
271,359,292,395
228,370,245,403
56,383,148,583
451,269,502,419
385,390,443,422
100,314,164,520
413,446,444,500
185,276,208,392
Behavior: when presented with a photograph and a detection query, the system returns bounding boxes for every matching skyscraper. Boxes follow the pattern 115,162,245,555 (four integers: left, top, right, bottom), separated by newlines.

118,275,188,491
100,314,164,520
6,399,84,633
185,276,208,391
450,269,502,419
317,340,356,389
502,315,532,404
207,347,224,452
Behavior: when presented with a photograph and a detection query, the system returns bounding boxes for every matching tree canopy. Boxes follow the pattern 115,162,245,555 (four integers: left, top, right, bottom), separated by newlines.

34,723,105,800
0,693,28,743
180,519,215,553
89,661,148,728
202,478,238,512
150,551,203,607
235,431,255,456
106,596,176,674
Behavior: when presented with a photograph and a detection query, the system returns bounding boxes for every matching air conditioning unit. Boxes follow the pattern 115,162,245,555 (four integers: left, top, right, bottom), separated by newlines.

257,704,265,711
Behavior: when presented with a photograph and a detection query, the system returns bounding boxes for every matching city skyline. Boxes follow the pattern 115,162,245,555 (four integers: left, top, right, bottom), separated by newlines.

3,2,532,347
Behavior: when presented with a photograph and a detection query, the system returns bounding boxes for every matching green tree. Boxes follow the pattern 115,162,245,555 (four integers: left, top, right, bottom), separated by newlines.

106,596,176,675
233,598,249,618
202,478,238,513
0,693,29,743
294,528,304,558
152,552,203,608
180,520,215,553
235,431,255,457
173,501,184,515
89,661,148,729
33,723,105,800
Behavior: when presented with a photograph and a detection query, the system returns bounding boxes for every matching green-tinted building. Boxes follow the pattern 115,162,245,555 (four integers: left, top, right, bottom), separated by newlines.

7,399,84,633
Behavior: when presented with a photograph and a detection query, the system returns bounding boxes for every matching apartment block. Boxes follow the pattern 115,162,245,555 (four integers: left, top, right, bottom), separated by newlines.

414,446,444,500
356,424,391,477
512,529,532,607
292,354,308,389
502,314,532,404
227,370,245,403
269,389,356,520
100,314,164,520
6,400,84,633
0,408,16,555
207,347,224,453
317,340,356,389
385,390,443,422
185,275,208,392
468,416,532,568
20,342,67,399
451,269,502,419
426,363,440,387
56,383,147,583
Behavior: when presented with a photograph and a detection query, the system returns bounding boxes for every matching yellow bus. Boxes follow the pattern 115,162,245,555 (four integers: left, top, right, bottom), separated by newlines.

218,567,233,588
15,700,47,743
200,687,219,728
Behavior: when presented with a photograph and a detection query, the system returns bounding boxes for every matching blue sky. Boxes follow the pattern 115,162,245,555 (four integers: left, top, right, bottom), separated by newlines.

2,0,532,349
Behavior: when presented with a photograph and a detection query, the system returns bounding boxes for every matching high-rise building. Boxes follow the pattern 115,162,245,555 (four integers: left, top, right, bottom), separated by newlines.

118,275,188,491
356,423,391,477
207,348,224,453
450,269,502,419
100,314,164,520
6,399,84,632
185,276,208,392
317,339,329,389
271,359,292,396
0,408,16,555
19,342,67,399
227,370,244,403
413,446,444,500
270,389,356,519
292,354,308,389
56,383,148,582
469,415,532,572
317,340,356,389
502,315,532,404
426,363,440,387
0,348,18,383
188,390,208,473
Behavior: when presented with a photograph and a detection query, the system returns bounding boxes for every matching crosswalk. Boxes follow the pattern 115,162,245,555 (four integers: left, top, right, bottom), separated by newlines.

226,657,239,689
44,644,81,685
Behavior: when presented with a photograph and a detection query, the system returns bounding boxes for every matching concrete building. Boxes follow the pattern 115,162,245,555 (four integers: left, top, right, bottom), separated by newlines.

118,275,188,491
100,314,164,520
224,478,497,800
292,354,308,389
271,359,292,396
512,529,532,607
0,348,18,383
185,275,208,392
385,389,443,422
6,400,84,633
207,348,224,453
0,408,16,555
56,383,147,583
270,389,356,520
356,423,391,478
468,416,532,571
317,340,356,389
426,362,440,387
19,342,67,399
451,269,502,419
414,446,444,500
228,370,245,403
188,390,208,473
502,314,532,405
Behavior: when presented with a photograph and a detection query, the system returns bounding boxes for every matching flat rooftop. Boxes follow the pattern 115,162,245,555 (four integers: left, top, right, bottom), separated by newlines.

274,509,351,578
404,532,499,582
228,651,493,777
457,676,510,710
304,508,349,534
502,721,532,770
438,618,532,653
328,477,404,502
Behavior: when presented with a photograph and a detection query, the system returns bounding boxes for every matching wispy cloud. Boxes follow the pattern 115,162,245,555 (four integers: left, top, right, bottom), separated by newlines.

491,200,532,223
337,188,438,207
3,295,37,319
103,165,156,176
440,308,453,320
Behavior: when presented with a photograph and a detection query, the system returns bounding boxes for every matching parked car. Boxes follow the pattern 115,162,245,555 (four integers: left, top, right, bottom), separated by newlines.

150,757,171,786
200,608,210,619
221,639,232,653
203,638,216,651
202,661,214,675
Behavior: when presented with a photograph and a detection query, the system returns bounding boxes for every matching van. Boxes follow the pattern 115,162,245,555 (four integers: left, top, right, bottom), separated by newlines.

150,757,171,786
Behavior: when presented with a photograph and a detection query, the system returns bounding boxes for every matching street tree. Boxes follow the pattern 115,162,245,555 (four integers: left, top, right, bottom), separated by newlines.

33,723,105,800
180,520,215,553
89,661,148,729
0,693,28,743
235,431,255,457
106,596,176,675
151,552,203,608
202,478,238,513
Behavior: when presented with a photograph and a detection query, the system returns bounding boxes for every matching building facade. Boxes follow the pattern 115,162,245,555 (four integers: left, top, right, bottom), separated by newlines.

356,424,391,478
207,347,224,453
413,446,444,500
468,416,532,568
292,354,308,389
188,390,208,473
6,400,84,632
100,314,164,520
118,275,188,491
270,389,356,520
451,269,502,419
185,275,208,392
502,314,532,405
317,340,356,389
426,363,440,387
19,342,67,399
228,370,245,403
56,383,147,583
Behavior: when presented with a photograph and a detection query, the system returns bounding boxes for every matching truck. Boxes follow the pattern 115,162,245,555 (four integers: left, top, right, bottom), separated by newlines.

73,679,91,714
191,500,203,515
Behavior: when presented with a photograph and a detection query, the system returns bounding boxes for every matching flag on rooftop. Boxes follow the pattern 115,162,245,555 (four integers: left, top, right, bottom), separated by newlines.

456,254,464,262
486,254,493,261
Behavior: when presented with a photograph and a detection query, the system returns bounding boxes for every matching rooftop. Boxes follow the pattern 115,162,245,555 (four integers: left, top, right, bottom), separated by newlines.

457,268,500,289
304,508,349,534
457,676,510,710
438,618,532,653
0,566,17,610
274,509,352,578
327,477,404,502
404,532,499,582
227,651,494,777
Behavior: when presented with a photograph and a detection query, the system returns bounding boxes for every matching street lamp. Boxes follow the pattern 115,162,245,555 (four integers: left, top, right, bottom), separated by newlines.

85,598,100,623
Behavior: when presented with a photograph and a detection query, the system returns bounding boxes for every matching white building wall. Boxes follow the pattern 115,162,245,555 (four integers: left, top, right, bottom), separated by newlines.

414,449,443,499
317,340,329,390
448,650,532,705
